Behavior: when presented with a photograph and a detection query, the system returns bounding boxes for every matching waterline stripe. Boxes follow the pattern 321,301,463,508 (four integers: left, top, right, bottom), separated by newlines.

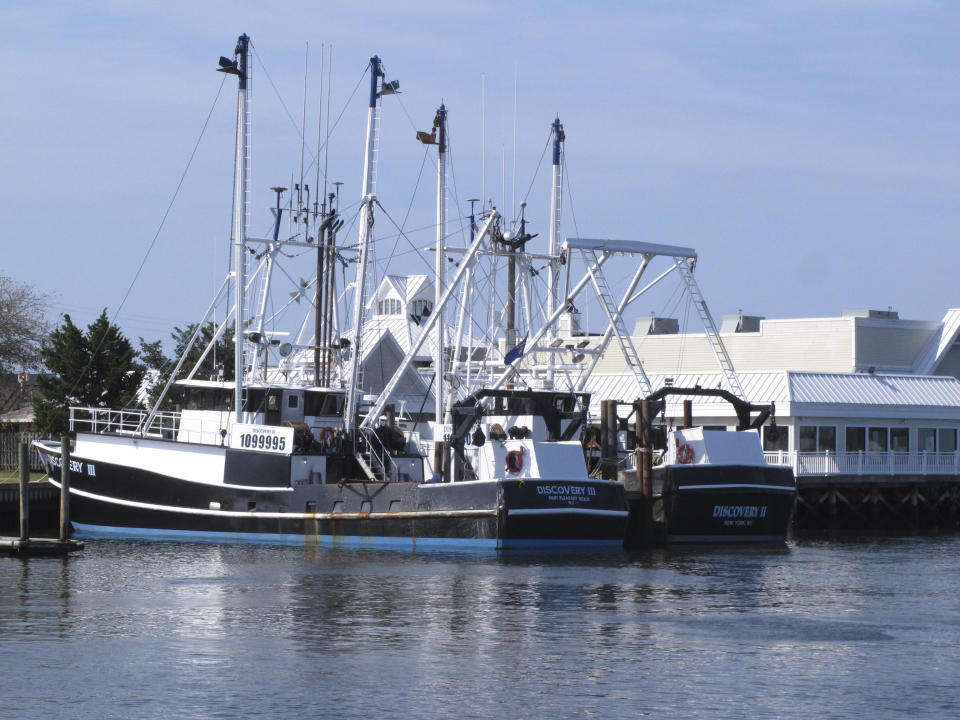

678,483,796,492
507,508,629,517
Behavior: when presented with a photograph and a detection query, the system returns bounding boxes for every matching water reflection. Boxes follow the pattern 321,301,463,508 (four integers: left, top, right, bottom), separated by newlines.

1,537,959,719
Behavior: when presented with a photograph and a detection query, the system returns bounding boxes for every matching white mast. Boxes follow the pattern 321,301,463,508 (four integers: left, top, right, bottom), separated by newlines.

344,57,384,433
546,117,564,388
227,34,250,424
434,104,447,424
547,117,564,326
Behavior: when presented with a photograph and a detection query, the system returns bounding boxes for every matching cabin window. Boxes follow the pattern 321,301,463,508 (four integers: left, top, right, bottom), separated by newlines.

267,394,280,412
939,428,958,453
762,426,788,451
868,427,888,452
322,394,345,416
890,428,909,452
287,394,299,409
798,426,817,452
919,428,936,452
411,299,432,317
377,298,402,315
242,389,266,412
846,427,866,452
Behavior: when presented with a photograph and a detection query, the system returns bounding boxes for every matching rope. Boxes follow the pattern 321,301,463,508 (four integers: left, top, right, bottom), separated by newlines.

65,74,229,404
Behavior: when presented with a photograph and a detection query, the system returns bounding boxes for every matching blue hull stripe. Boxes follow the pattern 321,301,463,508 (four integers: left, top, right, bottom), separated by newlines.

71,522,624,552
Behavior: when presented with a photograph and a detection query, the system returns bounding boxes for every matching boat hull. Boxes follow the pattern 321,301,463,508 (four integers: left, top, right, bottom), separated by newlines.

35,440,628,549
652,464,796,542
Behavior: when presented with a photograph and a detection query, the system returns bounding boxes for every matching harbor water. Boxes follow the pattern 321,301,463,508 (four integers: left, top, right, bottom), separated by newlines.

1,537,958,719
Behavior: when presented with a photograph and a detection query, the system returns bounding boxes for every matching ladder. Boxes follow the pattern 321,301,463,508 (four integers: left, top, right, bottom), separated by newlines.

354,426,391,483
675,258,746,399
582,250,652,396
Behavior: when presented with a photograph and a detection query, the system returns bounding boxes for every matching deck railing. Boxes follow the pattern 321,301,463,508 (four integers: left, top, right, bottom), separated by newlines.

69,407,180,437
763,450,960,476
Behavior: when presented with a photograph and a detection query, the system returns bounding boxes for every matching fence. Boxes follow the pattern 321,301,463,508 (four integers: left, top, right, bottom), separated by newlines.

0,430,44,472
764,450,960,477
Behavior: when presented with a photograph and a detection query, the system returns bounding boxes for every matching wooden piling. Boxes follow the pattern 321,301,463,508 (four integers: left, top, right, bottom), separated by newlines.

683,399,693,429
19,442,29,541
59,435,71,542
0,438,84,556
640,400,653,501
602,400,618,481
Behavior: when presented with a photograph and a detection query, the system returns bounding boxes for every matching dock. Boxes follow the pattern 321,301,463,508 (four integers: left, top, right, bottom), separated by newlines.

0,439,83,557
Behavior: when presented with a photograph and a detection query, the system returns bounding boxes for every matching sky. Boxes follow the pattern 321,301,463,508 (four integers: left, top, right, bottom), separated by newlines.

2,0,959,349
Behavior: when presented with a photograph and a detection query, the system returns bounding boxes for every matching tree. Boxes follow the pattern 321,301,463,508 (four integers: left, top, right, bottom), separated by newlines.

140,322,235,409
34,311,145,436
0,275,50,375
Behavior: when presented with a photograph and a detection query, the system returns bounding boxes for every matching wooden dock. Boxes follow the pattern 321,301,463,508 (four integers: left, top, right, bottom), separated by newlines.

0,537,84,556
0,439,84,557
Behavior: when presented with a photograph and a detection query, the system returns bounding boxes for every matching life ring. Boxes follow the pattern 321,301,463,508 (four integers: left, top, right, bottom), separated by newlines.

677,443,695,464
320,427,336,445
505,447,525,474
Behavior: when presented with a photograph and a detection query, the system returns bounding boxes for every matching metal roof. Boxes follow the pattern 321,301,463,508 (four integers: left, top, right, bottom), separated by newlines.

581,371,789,417
582,370,960,420
788,371,960,407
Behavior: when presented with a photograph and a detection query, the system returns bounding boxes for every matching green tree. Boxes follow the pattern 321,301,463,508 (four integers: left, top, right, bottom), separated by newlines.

140,322,235,409
34,311,145,435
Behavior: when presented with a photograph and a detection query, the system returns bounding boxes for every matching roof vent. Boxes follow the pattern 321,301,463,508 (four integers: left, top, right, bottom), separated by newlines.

721,313,764,333
635,316,679,336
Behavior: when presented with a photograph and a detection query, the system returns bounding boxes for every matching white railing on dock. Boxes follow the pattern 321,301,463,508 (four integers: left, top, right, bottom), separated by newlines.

763,450,960,477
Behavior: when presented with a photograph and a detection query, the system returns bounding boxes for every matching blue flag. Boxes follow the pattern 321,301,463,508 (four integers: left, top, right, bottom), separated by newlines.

505,336,527,364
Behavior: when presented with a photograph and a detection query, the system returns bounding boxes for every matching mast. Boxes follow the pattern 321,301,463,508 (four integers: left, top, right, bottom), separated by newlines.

547,117,564,328
434,104,447,424
344,56,384,433
225,34,250,424
547,117,564,388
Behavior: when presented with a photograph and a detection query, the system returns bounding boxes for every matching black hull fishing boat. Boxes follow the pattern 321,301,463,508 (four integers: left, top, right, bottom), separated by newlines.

619,386,797,543
650,388,796,542
35,36,628,550
34,386,627,549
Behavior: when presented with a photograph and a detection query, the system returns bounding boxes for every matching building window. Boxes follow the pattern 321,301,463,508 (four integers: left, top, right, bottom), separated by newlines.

762,426,788,451
868,427,888,452
799,425,835,452
939,428,958,453
411,298,433,317
890,427,909,452
846,427,866,452
377,298,401,315
799,426,817,452
919,428,937,452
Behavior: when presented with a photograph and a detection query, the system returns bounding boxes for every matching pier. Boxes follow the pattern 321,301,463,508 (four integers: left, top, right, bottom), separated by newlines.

0,440,83,556
766,450,960,532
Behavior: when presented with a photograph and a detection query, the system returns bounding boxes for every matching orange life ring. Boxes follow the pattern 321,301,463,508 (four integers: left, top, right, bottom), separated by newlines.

677,443,694,464
320,427,336,445
505,448,525,474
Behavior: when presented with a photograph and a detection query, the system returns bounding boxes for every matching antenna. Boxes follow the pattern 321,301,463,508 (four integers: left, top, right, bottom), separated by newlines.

512,63,518,225
481,73,486,210
314,43,324,218
298,43,309,226
322,45,333,220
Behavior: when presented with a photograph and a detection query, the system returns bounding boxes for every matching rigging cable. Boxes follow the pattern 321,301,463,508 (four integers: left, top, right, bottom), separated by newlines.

69,74,229,404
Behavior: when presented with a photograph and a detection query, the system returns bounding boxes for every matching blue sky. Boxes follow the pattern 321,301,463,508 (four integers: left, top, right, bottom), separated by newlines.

2,1,959,346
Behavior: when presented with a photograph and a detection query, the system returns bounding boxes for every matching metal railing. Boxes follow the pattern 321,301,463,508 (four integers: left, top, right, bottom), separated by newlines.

764,450,960,476
69,407,179,437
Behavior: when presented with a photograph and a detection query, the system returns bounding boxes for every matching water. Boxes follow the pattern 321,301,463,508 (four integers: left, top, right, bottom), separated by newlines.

2,537,958,719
